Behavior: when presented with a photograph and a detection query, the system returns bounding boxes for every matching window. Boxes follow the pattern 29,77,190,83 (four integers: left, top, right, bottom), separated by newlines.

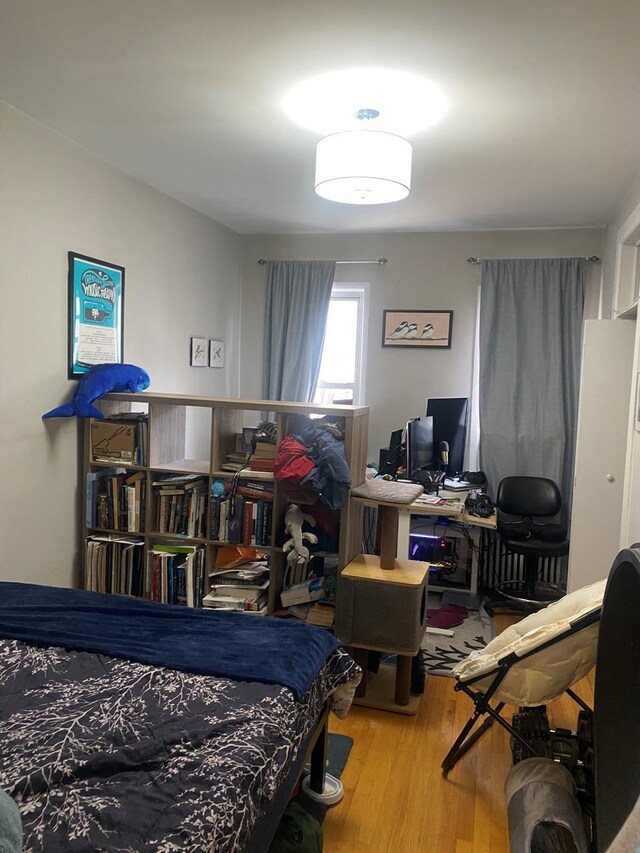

313,284,368,405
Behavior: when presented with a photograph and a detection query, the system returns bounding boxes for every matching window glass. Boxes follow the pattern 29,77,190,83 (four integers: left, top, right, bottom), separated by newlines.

314,286,367,405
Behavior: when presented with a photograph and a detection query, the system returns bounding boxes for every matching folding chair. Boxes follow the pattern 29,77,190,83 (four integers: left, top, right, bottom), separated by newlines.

441,578,606,775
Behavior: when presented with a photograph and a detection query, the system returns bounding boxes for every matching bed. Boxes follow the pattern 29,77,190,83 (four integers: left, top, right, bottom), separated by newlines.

0,582,361,852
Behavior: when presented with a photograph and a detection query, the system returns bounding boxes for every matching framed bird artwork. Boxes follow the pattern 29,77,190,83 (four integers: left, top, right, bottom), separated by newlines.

382,310,453,348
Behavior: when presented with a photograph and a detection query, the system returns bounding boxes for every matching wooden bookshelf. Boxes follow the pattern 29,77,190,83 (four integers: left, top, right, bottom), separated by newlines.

82,392,369,614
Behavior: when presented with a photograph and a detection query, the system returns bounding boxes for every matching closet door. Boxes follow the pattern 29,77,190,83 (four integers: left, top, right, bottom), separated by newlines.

567,320,634,591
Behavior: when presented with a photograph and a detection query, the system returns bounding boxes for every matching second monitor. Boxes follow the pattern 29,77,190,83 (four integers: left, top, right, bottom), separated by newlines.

405,416,434,479
426,397,469,475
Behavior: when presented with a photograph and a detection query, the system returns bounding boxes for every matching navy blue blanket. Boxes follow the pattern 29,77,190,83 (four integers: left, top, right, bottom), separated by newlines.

0,582,340,700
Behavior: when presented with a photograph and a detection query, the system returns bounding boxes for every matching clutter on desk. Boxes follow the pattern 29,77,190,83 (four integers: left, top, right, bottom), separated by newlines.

464,491,496,518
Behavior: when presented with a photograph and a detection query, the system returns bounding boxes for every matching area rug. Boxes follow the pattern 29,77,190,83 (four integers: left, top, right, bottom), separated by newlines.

421,600,495,676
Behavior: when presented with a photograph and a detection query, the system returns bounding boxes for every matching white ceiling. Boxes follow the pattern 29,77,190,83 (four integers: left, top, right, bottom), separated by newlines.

1,0,639,235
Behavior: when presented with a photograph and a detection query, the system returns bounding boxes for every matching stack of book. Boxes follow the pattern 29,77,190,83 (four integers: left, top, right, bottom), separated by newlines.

280,576,325,607
153,474,207,537
87,468,147,532
85,535,145,596
210,481,274,545
220,450,249,472
306,600,336,628
249,439,277,473
147,543,206,607
203,561,270,614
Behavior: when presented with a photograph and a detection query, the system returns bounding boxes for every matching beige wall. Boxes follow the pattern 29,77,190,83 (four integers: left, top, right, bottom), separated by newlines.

0,103,242,588
241,230,604,461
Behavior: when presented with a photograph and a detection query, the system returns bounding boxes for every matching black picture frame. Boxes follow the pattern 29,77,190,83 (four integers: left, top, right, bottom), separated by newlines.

68,251,125,378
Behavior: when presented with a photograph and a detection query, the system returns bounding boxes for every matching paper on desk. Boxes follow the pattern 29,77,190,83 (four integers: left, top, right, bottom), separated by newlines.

414,495,446,505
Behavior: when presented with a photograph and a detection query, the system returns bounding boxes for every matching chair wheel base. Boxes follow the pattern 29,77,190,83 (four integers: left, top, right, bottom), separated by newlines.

493,579,564,608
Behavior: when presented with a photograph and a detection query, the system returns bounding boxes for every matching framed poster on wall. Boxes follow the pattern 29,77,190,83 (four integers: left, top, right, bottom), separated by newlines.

382,309,453,349
68,252,125,378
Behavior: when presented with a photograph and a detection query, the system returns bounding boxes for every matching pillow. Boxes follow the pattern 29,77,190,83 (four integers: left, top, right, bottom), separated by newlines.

351,479,423,504
0,788,22,853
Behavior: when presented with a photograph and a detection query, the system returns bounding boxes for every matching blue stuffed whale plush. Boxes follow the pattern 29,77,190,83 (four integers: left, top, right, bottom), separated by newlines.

42,363,150,419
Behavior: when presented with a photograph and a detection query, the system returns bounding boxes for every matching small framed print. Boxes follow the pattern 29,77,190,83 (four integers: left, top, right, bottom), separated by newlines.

209,339,224,368
382,309,453,349
190,337,208,367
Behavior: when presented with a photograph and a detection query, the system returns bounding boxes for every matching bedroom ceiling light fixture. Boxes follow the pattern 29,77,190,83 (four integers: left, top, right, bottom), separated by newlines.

284,67,446,205
314,129,412,205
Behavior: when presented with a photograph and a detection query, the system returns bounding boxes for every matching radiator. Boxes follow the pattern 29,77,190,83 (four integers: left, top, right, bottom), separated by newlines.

480,532,567,592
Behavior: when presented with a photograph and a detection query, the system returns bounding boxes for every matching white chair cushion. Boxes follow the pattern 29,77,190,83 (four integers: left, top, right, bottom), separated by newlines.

452,578,606,705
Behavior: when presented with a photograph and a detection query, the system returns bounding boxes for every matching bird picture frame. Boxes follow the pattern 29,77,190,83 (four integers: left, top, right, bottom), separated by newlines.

382,309,453,348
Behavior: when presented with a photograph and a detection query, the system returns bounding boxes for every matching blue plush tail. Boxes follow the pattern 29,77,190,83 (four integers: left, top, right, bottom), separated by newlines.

42,401,104,419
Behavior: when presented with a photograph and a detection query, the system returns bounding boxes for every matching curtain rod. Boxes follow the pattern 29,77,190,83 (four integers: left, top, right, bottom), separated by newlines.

257,258,388,266
466,255,601,265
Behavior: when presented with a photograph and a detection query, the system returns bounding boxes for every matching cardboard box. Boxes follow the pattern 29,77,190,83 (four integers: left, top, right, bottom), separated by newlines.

91,421,137,463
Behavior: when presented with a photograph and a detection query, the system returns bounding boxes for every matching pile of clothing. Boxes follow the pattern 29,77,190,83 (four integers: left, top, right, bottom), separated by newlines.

274,420,351,510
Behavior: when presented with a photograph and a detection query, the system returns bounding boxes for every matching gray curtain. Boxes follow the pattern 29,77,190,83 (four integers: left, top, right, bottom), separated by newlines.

479,258,586,522
262,260,336,402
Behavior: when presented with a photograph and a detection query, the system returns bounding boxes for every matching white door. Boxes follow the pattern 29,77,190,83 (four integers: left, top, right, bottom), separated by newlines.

567,320,634,591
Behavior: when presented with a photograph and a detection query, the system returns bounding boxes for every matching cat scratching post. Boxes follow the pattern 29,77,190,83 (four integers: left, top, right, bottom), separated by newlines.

336,483,429,714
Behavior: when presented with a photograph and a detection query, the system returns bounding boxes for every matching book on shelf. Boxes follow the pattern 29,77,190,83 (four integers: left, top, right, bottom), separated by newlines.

87,469,146,533
224,480,274,501
209,565,270,587
86,467,125,527
85,535,144,596
210,494,272,546
248,458,275,472
280,577,325,607
202,591,268,612
147,543,206,607
306,601,336,627
153,476,207,537
286,603,313,620
283,556,312,588
251,443,277,460
226,451,249,464
152,473,207,488
209,579,269,598
225,495,244,543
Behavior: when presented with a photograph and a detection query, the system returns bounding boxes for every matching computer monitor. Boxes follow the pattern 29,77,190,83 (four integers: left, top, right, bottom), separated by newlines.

379,428,404,476
405,416,434,479
426,397,468,475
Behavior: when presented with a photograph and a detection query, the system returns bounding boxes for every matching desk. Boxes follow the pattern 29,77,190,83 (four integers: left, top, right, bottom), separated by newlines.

400,499,495,598
351,494,496,599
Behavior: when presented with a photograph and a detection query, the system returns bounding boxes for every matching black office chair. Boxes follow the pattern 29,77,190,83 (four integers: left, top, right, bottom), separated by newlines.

486,476,568,615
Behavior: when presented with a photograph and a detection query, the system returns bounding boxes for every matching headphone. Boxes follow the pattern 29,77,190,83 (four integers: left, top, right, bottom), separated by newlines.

459,470,488,487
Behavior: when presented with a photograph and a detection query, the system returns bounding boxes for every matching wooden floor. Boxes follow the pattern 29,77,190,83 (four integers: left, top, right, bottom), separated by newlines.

323,617,595,853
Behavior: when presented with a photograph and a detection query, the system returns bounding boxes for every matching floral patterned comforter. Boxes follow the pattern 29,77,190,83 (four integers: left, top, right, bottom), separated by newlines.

0,639,359,852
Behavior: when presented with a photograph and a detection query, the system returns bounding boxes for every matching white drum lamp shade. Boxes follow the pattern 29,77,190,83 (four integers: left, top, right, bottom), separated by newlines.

315,130,412,205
